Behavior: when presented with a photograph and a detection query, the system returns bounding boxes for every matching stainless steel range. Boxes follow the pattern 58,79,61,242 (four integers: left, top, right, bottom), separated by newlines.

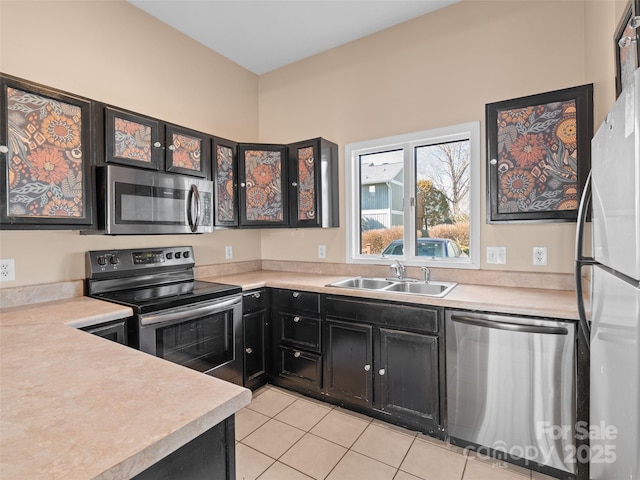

85,246,243,385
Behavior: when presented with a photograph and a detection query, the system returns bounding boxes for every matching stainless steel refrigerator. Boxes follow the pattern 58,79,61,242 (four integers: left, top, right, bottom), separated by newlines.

576,68,640,480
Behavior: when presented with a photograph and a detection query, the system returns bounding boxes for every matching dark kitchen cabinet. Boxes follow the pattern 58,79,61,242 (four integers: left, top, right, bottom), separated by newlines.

287,138,339,228
325,318,373,409
80,318,128,345
269,288,323,394
324,295,445,437
237,138,338,228
213,136,239,227
0,74,96,229
103,105,210,178
242,289,269,390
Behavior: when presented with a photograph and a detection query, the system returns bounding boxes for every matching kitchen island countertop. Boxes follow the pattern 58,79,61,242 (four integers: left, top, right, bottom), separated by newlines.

202,270,580,320
0,297,251,479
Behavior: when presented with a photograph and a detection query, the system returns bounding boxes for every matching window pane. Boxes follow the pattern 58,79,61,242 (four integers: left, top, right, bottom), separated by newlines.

359,149,404,256
414,140,470,259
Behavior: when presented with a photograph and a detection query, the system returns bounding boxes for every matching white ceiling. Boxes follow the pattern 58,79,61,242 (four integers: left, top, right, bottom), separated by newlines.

128,1,459,75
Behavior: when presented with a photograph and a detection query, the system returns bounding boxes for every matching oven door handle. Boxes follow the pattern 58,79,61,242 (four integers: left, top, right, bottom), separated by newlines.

140,296,241,326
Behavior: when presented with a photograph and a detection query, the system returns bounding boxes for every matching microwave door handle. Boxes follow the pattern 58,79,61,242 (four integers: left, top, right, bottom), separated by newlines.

188,184,200,232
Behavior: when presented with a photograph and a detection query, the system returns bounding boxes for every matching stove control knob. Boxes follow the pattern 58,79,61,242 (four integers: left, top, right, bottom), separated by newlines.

109,255,120,265
96,255,107,266
175,251,182,259
183,251,190,258
166,252,173,260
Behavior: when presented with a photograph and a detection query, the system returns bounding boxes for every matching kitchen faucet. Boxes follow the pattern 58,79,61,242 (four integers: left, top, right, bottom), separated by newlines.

390,260,406,280
421,266,431,283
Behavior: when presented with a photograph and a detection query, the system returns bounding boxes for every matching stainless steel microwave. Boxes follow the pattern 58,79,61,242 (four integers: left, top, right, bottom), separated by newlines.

96,165,213,235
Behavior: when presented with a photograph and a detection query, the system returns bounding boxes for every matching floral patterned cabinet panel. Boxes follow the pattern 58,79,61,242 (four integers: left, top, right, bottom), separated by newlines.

165,124,210,178
213,137,238,226
0,74,95,228
288,138,339,228
104,106,163,170
238,144,288,227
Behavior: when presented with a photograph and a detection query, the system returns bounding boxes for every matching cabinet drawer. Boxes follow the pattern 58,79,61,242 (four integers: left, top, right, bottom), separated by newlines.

243,289,268,313
280,313,321,352
280,346,322,389
271,288,320,312
326,296,440,334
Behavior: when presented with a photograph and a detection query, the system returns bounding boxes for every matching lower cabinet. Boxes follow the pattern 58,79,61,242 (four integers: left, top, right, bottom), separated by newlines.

242,289,269,390
324,295,445,437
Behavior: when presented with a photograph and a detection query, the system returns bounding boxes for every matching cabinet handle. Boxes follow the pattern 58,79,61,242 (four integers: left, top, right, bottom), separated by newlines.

0,145,8,154
294,351,301,358
252,292,261,299
292,292,300,298
379,369,386,376
291,182,298,187
245,347,253,354
153,142,162,148
293,316,301,323
364,364,371,371
168,144,176,151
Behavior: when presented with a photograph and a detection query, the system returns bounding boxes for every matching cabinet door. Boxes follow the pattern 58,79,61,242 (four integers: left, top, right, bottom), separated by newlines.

325,319,373,408
165,124,210,178
213,137,238,226
1,74,95,228
376,328,440,429
238,143,288,227
288,138,339,228
243,309,267,390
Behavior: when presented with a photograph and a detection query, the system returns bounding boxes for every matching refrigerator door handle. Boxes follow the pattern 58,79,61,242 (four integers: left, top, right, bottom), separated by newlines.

575,170,594,345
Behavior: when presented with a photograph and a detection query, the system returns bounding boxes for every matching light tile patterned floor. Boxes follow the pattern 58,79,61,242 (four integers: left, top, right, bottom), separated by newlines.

235,386,559,480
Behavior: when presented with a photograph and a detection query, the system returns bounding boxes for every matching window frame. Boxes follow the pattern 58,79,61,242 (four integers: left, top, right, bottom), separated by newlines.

345,121,481,270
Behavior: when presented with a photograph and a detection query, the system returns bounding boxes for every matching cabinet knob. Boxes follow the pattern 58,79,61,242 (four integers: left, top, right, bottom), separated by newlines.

0,145,8,154
364,364,371,371
293,316,301,323
245,347,253,354
253,292,261,299
240,182,246,188
294,351,301,358
379,368,386,376
292,292,300,298
291,182,298,187
489,158,497,165
153,142,162,148
168,145,176,151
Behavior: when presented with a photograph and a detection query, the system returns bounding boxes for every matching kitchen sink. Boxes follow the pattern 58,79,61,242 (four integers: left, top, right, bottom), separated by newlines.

327,276,457,298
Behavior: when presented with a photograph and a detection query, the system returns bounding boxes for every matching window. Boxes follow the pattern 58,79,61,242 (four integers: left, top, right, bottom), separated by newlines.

345,122,480,269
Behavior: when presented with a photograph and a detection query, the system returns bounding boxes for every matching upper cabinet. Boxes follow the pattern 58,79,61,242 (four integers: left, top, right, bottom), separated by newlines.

212,136,239,227
103,106,210,178
237,138,339,229
0,74,95,229
288,138,339,228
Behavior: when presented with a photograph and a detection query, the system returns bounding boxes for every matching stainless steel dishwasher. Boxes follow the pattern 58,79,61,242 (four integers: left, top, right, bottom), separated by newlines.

445,310,577,479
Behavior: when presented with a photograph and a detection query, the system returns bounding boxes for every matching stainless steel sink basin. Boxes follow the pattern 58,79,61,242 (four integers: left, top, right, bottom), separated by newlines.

382,281,456,297
327,276,457,298
329,277,396,290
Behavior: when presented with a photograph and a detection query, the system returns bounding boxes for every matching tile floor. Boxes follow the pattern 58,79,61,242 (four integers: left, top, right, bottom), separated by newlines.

235,385,558,480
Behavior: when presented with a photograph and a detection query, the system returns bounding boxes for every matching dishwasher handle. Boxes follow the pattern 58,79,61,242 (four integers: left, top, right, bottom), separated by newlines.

451,315,569,335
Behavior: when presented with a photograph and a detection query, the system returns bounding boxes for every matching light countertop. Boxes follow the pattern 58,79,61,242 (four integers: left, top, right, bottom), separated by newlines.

0,297,251,479
204,270,580,320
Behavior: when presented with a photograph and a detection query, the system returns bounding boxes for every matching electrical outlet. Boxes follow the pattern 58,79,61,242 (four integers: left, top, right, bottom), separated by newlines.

225,246,233,260
0,258,16,281
318,245,326,259
533,246,547,266
486,247,506,265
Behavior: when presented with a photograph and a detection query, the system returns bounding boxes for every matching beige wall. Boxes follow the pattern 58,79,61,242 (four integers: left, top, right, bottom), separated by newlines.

0,0,626,287
0,0,261,287
258,0,622,273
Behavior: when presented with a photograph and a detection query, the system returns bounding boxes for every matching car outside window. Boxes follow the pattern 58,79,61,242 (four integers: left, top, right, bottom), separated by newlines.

345,122,480,269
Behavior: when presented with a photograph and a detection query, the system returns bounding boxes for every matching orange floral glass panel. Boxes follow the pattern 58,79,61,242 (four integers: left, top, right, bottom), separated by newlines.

244,150,283,221
297,146,316,220
113,117,152,163
6,87,84,218
169,133,202,172
216,144,235,222
496,99,578,214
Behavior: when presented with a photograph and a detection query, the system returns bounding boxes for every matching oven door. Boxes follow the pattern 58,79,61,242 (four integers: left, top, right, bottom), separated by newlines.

100,164,213,235
138,295,243,385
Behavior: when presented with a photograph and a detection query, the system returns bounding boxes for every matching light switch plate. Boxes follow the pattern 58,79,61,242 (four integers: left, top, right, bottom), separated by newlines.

486,247,506,264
